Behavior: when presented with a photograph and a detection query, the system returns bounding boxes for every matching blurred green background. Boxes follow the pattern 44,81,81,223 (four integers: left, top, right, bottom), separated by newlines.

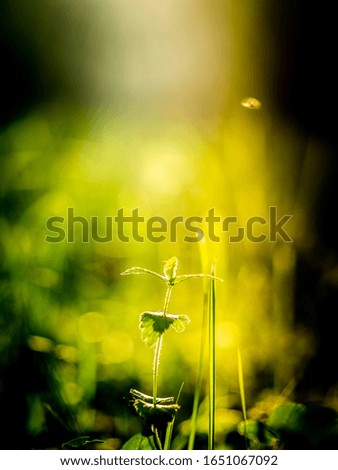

0,0,337,449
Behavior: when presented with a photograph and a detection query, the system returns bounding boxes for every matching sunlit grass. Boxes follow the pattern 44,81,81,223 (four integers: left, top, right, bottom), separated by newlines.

237,347,248,447
208,267,216,450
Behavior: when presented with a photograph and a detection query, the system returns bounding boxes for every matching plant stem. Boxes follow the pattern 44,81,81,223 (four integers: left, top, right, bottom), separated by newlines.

151,285,174,448
152,285,173,407
152,285,173,408
152,334,163,406
163,285,173,315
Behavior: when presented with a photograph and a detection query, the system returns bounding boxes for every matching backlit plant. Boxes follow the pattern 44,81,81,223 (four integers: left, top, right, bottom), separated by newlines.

120,256,220,450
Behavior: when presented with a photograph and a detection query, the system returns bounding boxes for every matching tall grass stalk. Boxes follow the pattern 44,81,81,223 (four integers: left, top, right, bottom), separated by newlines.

237,346,248,448
188,278,208,450
208,267,216,450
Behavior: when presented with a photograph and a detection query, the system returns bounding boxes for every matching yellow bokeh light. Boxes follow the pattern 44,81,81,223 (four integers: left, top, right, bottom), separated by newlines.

138,144,195,197
100,332,134,364
78,312,109,343
216,322,239,349
62,382,83,405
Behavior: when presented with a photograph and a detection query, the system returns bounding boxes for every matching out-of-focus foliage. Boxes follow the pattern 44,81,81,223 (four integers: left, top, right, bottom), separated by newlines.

0,0,337,449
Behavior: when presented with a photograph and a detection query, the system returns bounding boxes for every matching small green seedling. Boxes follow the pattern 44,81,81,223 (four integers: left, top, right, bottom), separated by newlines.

121,256,221,449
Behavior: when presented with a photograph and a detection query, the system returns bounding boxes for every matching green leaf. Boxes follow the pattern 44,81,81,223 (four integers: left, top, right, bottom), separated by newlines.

130,389,175,405
139,311,190,348
171,315,190,332
267,402,306,435
174,273,223,285
237,420,280,447
121,433,157,450
133,399,180,423
62,436,105,449
129,389,180,428
267,402,338,449
121,258,223,287
163,257,179,284
139,311,173,347
121,266,165,281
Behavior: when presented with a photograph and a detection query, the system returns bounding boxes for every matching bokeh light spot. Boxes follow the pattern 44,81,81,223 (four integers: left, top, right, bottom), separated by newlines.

78,312,108,343
100,332,134,364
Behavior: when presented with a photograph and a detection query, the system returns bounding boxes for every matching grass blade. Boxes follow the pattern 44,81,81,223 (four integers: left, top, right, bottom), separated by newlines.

188,276,208,450
164,382,184,450
208,266,216,450
237,346,248,447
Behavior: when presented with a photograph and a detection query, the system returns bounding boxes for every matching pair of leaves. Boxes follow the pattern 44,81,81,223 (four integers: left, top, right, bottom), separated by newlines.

121,257,222,348
121,256,222,287
140,311,190,348
130,389,180,426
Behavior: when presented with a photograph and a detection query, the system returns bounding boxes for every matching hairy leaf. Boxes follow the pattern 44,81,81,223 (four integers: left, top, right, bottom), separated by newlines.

139,311,190,347
121,266,165,281
121,257,223,288
132,399,180,425
163,257,178,284
174,273,223,285
139,311,172,347
171,315,190,332
130,389,175,405
129,389,180,428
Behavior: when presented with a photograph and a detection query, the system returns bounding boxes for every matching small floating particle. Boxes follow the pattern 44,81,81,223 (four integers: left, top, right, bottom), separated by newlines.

241,97,262,110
